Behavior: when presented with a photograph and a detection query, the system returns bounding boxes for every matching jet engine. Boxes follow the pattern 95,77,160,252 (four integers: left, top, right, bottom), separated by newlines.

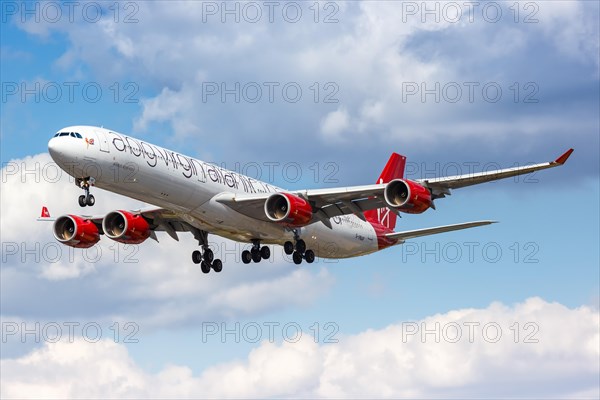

384,179,432,214
264,193,313,227
102,210,151,244
53,215,100,248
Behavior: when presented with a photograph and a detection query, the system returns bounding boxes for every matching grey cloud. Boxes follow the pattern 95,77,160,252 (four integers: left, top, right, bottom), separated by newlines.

9,1,598,183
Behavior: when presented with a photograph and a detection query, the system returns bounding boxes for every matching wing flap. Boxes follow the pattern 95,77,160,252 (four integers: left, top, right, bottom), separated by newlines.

215,185,387,223
299,184,384,207
214,192,272,222
87,206,196,237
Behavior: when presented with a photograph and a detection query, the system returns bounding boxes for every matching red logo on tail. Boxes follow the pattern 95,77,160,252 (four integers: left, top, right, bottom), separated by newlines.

364,153,406,231
40,206,50,218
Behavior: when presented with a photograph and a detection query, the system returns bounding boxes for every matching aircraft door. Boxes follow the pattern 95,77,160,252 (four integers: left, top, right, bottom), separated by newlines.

94,130,110,153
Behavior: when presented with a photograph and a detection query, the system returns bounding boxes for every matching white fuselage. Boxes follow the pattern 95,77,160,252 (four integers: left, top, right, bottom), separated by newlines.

48,126,381,258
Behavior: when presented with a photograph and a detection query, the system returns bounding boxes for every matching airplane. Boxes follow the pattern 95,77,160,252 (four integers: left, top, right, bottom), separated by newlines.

42,126,573,274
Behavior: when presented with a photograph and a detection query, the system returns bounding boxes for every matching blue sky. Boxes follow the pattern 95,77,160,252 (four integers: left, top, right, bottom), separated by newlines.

1,1,599,398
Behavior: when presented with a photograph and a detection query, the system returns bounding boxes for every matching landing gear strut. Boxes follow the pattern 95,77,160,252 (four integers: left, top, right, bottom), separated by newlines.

284,231,315,265
242,240,271,264
76,177,95,207
191,229,222,273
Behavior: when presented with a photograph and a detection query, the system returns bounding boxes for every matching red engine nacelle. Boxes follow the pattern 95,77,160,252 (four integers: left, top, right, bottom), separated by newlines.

102,210,151,244
264,193,313,227
384,179,432,214
53,215,100,248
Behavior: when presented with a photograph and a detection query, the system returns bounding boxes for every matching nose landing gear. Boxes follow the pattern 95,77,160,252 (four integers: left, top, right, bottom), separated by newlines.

76,177,95,207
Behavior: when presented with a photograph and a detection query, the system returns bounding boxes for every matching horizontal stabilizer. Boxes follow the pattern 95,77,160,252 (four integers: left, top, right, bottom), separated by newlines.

386,220,496,242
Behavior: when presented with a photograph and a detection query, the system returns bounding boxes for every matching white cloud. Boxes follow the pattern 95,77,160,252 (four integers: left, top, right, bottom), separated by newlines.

536,1,600,67
133,87,193,134
320,107,350,139
2,297,598,398
0,340,147,399
0,154,334,326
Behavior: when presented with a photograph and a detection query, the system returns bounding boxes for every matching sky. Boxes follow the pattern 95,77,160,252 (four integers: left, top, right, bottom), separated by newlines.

1,1,599,398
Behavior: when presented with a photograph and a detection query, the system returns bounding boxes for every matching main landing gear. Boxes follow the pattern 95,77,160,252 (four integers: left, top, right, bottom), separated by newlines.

241,240,271,264
76,177,95,207
283,237,315,265
191,229,222,274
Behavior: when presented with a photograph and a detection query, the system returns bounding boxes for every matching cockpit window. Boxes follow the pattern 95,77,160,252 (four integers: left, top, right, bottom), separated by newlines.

54,131,83,138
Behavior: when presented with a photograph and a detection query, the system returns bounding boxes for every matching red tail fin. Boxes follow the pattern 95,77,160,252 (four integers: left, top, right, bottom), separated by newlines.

41,206,50,218
364,153,406,231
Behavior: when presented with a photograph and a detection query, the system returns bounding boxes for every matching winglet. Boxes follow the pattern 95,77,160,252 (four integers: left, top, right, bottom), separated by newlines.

554,148,574,165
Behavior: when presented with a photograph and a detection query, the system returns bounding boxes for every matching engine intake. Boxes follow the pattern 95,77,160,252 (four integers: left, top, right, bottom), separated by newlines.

384,179,432,214
265,193,313,227
102,210,151,244
53,215,100,248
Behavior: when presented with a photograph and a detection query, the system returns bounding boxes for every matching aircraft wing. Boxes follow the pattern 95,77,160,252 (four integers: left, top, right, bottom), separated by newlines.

216,149,573,224
130,207,201,241
41,206,198,242
385,220,496,243
214,183,388,227
419,148,573,198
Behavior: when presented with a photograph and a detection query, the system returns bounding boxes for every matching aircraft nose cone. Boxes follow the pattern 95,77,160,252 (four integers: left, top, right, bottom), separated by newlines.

48,137,60,160
47,137,67,164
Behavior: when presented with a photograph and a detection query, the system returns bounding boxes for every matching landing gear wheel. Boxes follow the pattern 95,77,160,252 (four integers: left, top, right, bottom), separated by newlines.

201,261,211,274
284,241,294,255
212,259,223,272
203,248,214,263
192,250,202,264
292,251,303,265
304,249,315,264
242,250,252,264
296,239,306,254
251,249,262,263
260,246,270,260
192,229,222,271
76,178,95,207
